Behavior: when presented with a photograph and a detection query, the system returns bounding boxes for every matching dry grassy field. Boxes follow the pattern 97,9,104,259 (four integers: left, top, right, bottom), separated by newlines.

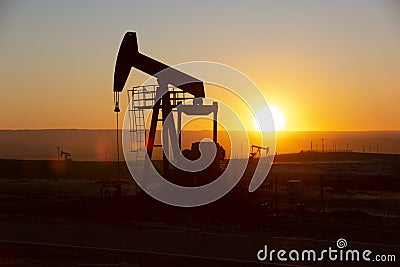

0,152,398,266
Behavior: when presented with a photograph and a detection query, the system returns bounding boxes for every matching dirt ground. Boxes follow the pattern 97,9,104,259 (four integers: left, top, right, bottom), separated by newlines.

0,152,398,266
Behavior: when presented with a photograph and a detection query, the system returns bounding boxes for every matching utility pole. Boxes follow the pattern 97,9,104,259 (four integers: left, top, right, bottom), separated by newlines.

320,176,325,212
310,140,313,152
322,138,324,153
274,176,278,212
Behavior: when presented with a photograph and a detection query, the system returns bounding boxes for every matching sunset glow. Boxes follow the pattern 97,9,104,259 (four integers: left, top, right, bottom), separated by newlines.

253,105,286,132
0,1,399,131
270,106,286,131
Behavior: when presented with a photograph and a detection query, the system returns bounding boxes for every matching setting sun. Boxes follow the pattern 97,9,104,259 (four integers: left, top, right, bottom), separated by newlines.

253,105,286,132
270,105,286,131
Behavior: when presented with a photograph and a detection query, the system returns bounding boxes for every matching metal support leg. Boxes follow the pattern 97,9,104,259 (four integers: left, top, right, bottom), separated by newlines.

161,92,173,176
178,110,182,149
213,102,218,143
147,100,160,159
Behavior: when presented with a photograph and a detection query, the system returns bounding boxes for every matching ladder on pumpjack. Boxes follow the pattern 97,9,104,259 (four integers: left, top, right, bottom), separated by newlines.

127,85,196,162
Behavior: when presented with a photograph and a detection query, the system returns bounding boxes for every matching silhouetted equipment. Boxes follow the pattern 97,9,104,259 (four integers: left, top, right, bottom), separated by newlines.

113,32,224,177
98,180,131,198
177,101,218,148
287,179,304,211
113,32,204,97
257,178,275,211
60,150,72,161
182,142,225,170
249,145,269,159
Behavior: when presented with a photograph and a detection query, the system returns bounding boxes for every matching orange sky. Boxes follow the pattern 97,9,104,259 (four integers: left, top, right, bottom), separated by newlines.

0,1,399,131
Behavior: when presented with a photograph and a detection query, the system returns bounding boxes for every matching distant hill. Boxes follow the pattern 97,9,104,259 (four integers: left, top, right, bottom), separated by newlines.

0,130,399,161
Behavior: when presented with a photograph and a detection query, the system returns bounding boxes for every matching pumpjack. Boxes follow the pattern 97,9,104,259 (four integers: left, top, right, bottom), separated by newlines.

60,150,72,161
113,32,223,177
249,145,269,159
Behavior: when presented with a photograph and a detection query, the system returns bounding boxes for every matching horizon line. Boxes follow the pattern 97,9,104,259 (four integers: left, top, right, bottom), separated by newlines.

1,128,400,132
